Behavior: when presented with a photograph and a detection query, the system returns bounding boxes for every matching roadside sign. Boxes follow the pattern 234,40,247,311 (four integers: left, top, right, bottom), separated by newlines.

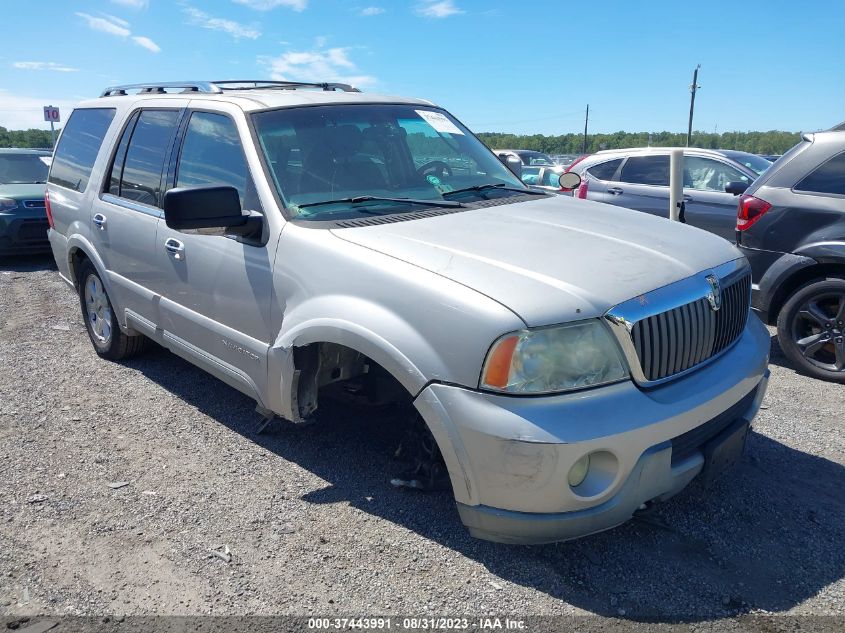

43,106,61,123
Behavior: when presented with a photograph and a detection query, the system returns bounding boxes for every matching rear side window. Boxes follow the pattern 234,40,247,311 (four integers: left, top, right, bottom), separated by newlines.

107,111,140,196
48,108,116,192
794,152,845,195
175,111,261,211
586,158,622,181
118,110,180,207
620,155,669,186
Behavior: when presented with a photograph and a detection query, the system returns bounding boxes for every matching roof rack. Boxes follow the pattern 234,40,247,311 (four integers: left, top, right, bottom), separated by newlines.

100,80,361,97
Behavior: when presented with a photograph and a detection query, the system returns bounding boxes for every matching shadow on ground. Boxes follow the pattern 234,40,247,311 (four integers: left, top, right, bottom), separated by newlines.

0,253,56,273
124,344,844,621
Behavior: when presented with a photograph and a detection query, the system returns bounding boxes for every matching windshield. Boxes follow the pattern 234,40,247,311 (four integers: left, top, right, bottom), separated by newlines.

252,104,525,220
724,151,772,176
0,153,50,184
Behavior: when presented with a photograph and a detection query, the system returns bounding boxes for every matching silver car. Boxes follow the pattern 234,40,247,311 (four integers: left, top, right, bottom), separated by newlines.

46,80,769,544
569,148,768,241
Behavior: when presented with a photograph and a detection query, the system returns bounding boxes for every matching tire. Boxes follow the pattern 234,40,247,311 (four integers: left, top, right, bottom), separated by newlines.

77,260,147,360
776,277,845,383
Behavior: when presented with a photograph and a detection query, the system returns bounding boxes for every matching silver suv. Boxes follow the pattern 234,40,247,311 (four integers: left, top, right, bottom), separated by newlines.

46,80,770,544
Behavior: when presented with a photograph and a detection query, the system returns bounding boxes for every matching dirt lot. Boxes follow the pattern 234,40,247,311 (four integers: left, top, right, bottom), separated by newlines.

1,255,843,626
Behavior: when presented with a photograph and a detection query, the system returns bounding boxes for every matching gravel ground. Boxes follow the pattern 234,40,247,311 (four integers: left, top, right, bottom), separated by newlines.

1,255,843,626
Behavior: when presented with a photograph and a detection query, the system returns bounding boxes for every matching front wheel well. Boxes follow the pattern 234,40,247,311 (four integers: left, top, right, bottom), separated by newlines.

292,342,413,421
767,262,845,324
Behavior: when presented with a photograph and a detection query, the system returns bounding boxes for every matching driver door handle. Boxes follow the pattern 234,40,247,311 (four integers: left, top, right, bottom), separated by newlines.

683,194,694,202
607,187,623,195
164,238,185,259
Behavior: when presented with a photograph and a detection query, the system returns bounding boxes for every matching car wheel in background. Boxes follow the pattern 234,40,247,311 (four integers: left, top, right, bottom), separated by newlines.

77,260,147,360
777,277,845,383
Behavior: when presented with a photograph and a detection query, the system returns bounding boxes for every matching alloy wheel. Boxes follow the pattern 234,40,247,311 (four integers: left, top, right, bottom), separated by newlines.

791,291,845,372
84,273,113,346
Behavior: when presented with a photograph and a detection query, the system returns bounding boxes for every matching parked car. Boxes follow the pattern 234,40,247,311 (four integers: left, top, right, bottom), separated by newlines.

736,127,845,383
494,149,556,166
0,148,51,256
568,147,761,241
47,80,768,544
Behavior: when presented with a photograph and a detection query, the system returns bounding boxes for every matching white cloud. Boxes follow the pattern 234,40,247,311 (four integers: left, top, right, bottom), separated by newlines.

132,36,161,53
359,6,385,16
12,62,79,73
0,90,79,130
415,0,464,18
110,0,149,8
75,12,130,37
260,46,376,88
232,0,307,11
184,7,261,40
75,12,159,52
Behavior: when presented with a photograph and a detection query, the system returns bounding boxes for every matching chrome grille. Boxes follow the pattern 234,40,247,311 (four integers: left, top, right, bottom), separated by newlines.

630,272,751,382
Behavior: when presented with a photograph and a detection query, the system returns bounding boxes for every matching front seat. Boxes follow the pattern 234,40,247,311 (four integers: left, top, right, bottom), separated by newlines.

300,125,386,195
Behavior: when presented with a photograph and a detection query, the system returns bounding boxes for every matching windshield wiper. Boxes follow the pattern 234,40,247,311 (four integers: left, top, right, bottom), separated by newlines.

442,183,547,198
296,195,464,210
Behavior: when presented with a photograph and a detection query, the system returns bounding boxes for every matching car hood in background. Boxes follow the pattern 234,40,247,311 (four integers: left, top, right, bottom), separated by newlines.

0,183,47,200
331,195,743,327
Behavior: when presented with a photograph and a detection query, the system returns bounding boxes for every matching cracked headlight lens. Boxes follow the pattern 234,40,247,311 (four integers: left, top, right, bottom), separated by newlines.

480,320,629,394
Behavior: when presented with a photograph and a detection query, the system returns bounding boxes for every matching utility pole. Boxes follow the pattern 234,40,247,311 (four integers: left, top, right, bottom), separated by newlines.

686,65,700,147
582,104,589,154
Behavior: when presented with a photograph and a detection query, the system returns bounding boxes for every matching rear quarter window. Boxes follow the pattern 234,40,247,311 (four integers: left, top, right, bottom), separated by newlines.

48,108,116,192
794,151,845,195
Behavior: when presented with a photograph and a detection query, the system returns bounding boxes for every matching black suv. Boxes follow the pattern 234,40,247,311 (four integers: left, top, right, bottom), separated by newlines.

737,125,845,382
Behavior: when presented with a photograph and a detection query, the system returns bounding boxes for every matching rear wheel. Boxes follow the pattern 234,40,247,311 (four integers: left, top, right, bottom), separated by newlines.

77,260,147,360
777,277,845,383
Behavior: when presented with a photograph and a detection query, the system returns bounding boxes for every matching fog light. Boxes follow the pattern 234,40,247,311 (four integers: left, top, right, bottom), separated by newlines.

568,454,590,488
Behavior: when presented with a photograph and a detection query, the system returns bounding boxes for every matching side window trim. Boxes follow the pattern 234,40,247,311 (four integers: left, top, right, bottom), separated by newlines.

101,110,140,197
99,106,184,212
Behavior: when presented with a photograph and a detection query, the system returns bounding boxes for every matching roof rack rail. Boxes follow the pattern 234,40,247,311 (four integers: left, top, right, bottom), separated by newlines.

100,79,361,97
212,80,361,93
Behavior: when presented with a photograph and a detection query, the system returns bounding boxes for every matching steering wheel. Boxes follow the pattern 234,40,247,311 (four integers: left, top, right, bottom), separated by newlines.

417,160,453,180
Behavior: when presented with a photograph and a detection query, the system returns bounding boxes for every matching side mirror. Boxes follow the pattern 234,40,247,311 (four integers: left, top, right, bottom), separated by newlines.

499,154,522,179
725,181,749,196
163,186,261,237
558,172,582,191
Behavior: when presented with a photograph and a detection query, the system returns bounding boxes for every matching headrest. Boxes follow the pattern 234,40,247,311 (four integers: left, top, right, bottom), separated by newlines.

327,125,363,158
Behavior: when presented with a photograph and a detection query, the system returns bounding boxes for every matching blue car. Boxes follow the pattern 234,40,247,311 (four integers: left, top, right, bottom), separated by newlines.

0,148,51,256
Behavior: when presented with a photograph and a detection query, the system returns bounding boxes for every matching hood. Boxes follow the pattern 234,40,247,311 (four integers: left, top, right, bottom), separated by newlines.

331,195,743,327
0,183,47,201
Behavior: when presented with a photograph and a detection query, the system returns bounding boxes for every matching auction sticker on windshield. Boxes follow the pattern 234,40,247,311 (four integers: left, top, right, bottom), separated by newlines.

416,110,464,135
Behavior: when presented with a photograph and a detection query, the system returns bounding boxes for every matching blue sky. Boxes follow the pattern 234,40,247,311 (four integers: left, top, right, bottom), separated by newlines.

1,0,842,134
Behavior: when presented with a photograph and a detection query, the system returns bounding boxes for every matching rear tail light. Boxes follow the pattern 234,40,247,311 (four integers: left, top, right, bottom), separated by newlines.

576,178,590,199
736,193,771,231
45,190,54,229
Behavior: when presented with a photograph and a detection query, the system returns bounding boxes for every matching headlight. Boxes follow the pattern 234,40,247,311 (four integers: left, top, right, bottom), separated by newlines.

480,320,629,394
0,198,18,211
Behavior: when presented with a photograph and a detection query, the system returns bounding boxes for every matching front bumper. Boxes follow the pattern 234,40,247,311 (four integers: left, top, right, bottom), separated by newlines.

414,314,770,544
0,212,50,255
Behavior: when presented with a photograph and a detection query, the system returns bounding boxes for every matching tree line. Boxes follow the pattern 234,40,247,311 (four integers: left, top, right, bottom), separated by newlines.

0,127,57,149
476,130,803,155
0,125,804,155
